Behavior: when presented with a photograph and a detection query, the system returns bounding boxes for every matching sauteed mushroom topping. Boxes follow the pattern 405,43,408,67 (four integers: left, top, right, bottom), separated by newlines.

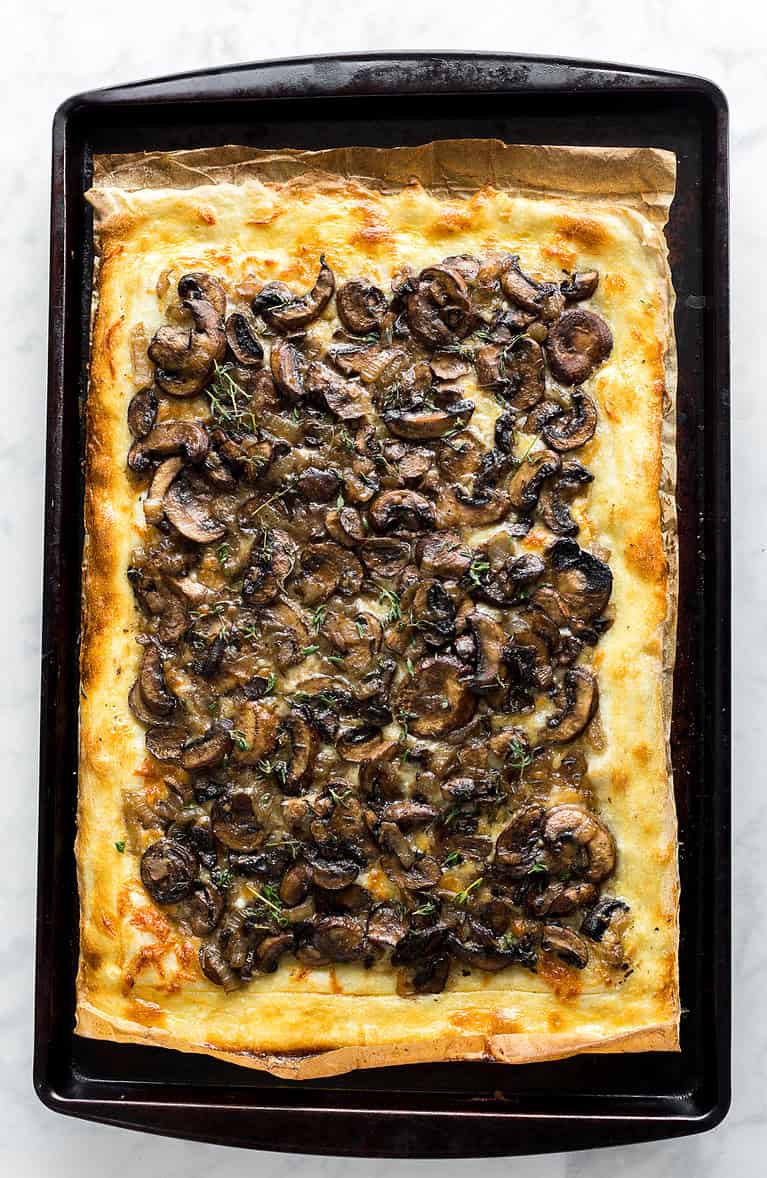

124,254,622,990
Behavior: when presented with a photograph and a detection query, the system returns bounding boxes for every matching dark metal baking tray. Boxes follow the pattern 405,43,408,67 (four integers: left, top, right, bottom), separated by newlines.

35,52,731,1157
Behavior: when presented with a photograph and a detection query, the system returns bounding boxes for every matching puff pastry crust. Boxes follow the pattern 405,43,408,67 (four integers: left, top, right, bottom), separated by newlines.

76,140,679,1078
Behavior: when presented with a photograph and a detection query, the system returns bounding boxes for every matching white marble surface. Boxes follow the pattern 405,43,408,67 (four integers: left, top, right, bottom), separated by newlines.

1,1,761,1173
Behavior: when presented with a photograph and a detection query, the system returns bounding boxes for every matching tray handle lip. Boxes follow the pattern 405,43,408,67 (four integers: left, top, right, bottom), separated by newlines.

51,50,730,129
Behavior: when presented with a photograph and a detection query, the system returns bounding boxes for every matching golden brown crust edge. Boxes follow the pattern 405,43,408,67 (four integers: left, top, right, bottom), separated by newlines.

77,139,679,1078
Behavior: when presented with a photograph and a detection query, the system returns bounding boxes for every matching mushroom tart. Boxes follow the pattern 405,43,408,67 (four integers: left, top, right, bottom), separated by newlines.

77,142,678,1080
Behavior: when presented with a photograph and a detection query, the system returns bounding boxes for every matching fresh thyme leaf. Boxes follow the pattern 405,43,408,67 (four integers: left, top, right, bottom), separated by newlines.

302,644,320,657
216,542,231,566
468,558,490,588
528,861,548,876
355,617,368,639
336,492,345,509
454,876,483,905
247,883,289,927
413,900,437,917
406,657,415,677
327,653,345,665
444,850,463,867
507,738,533,780
114,840,126,854
230,729,250,751
376,584,401,623
312,605,327,632
213,867,233,889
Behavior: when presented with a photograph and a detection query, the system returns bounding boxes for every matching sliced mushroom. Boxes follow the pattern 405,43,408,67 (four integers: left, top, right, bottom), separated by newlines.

211,792,263,851
336,280,388,335
383,399,475,441
407,264,473,346
561,270,599,303
188,881,225,936
199,937,240,990
325,505,367,547
369,489,436,535
546,668,598,743
329,344,405,384
137,644,175,716
500,257,564,322
503,338,547,410
394,656,476,738
281,711,319,794
438,485,511,528
225,312,264,366
304,361,372,421
494,805,546,878
545,309,613,385
127,420,209,473
145,725,187,763
231,701,281,765
539,460,593,535
295,541,363,604
381,801,438,827
253,931,295,973
337,726,394,763
391,925,449,965
415,530,472,579
463,611,506,691
494,410,516,455
143,457,184,526
163,476,227,544
359,537,412,578
311,915,367,961
430,351,472,381
140,838,197,904
148,274,226,396
543,392,598,452
261,601,311,669
127,387,158,439
304,850,360,891
448,934,520,972
581,897,630,941
549,538,612,620
295,465,341,503
544,804,615,883
261,257,335,332
507,448,561,514
367,901,406,949
270,337,306,401
541,924,589,968
524,880,599,918
410,580,456,648
181,726,233,771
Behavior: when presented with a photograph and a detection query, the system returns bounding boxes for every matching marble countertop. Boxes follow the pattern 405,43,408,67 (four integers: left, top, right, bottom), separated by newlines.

2,1,759,1173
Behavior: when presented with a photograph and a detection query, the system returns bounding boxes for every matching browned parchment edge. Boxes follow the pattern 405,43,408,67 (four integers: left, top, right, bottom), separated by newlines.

80,139,679,1080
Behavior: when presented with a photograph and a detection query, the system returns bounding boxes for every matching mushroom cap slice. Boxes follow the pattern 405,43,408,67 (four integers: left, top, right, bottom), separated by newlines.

127,420,209,473
406,265,473,346
325,505,367,547
494,805,546,877
542,392,598,452
280,711,319,794
145,725,187,763
181,726,233,770
310,915,367,961
541,801,617,885
336,727,395,763
211,792,264,851
430,351,472,381
127,387,158,439
188,881,225,936
336,280,388,335
261,257,335,332
561,270,599,303
580,896,629,941
502,338,546,411
541,924,590,968
225,312,264,366
295,541,363,604
163,477,227,544
539,460,593,536
549,538,612,620
270,337,306,401
462,610,506,691
369,489,436,535
508,448,561,513
383,399,475,441
359,537,412,578
304,360,372,420
500,258,565,322
438,485,511,528
394,655,476,738
415,530,472,579
545,309,613,385
137,644,176,716
140,838,198,904
304,849,361,891
546,667,599,743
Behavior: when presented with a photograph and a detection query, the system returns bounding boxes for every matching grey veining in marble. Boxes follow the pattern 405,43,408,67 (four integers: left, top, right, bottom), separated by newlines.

1,1,761,1173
